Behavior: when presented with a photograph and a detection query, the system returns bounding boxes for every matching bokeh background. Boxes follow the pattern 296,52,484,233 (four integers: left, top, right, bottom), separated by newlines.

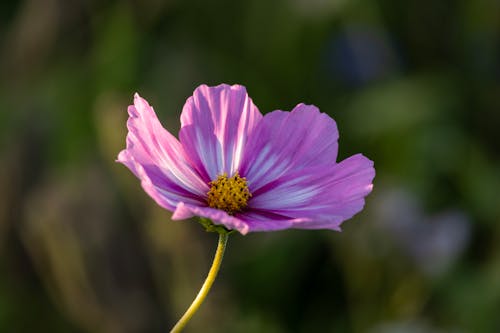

1,0,500,332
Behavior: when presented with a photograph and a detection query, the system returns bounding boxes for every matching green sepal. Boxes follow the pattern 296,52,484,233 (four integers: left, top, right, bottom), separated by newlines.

198,218,235,235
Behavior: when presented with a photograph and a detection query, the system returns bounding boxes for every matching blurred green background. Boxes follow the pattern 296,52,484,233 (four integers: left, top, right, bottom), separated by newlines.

1,0,499,332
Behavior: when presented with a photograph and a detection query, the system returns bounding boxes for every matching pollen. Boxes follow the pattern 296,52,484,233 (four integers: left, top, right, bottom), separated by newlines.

207,172,252,215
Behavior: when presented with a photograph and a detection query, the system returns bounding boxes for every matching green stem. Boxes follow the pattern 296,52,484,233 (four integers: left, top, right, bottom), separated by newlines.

170,232,229,333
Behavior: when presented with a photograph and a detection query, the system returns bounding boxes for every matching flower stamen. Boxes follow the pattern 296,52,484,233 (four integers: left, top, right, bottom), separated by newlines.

207,172,251,215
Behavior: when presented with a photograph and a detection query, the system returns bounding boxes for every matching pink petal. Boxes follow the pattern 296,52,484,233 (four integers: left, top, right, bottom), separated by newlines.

240,104,339,192
235,211,313,233
179,84,262,182
172,202,251,234
172,203,315,234
249,154,375,230
117,93,208,210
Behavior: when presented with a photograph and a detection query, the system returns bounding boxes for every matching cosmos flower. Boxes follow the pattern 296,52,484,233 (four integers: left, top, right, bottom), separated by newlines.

118,84,375,234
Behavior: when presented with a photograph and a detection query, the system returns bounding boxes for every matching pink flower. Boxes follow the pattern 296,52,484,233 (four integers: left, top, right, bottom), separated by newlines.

118,84,375,234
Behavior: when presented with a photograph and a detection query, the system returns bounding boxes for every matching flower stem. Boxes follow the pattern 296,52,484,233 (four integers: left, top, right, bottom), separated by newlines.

170,232,229,333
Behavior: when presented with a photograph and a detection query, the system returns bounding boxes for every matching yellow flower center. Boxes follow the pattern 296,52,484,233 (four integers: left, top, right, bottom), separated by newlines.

207,172,252,215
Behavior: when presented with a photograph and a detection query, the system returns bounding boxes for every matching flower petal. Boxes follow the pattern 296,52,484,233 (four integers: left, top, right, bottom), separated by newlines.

172,202,251,234
240,104,339,192
172,203,314,234
249,154,375,230
236,210,312,233
117,93,208,209
179,84,262,181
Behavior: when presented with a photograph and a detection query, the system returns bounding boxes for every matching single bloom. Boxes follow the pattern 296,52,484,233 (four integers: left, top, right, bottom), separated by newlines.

118,84,375,234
